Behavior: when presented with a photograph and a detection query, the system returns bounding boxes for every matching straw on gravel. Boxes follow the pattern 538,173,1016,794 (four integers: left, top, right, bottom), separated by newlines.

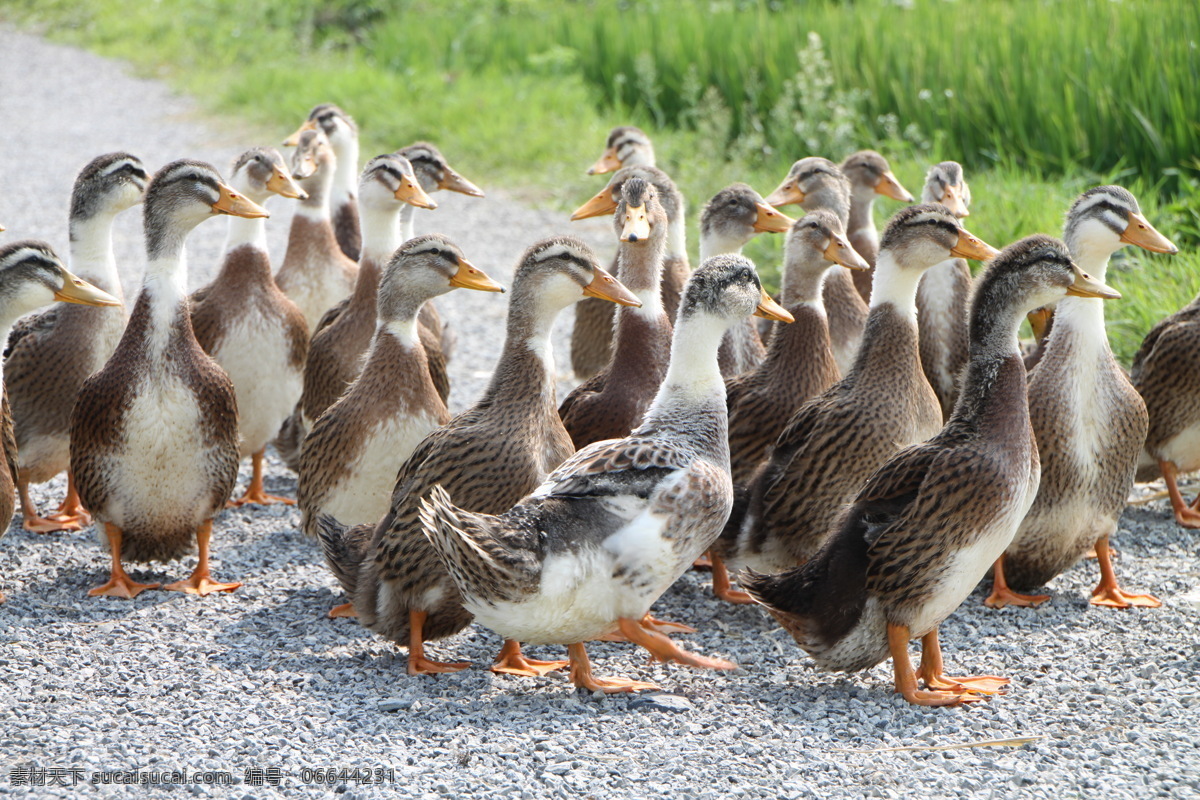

1,25,1199,800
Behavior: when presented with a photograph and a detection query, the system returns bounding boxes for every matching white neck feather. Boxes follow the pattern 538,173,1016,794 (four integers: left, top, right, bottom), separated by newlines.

382,316,421,347
652,311,727,409
69,213,123,297
359,202,403,265
142,253,190,353
699,231,745,262
666,214,687,260
868,250,923,318
224,213,268,254
331,138,360,201
1055,240,1119,339
398,204,418,244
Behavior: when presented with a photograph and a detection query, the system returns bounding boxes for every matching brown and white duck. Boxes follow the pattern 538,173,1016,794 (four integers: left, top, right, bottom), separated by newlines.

0,241,121,600
707,210,868,601
766,157,869,376
190,148,309,506
275,128,359,333
559,177,672,449
299,235,503,616
744,236,1118,706
315,237,639,675
70,160,268,599
5,153,145,532
420,256,792,693
700,183,793,377
915,161,973,420
988,186,1177,608
728,205,996,587
284,104,361,261
587,125,656,175
840,150,913,302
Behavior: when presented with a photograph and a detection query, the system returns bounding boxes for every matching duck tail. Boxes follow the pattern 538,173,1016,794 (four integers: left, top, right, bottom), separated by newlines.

314,514,373,597
419,485,516,600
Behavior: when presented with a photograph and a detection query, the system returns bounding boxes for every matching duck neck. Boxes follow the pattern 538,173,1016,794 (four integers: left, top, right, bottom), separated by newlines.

68,211,124,299
665,209,687,262
803,186,851,228
641,311,729,461
698,230,744,262
398,204,420,243
480,291,566,412
868,251,922,319
380,312,422,350
846,193,876,243
358,202,403,270
296,166,335,222
331,137,360,209
137,236,192,356
780,253,830,309
1052,234,1118,346
951,297,1029,431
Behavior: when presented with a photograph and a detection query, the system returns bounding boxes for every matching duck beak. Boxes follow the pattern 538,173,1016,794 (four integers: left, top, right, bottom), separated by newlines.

55,269,122,307
438,166,485,198
824,235,870,270
764,180,805,208
620,203,651,242
1027,307,1054,342
395,176,438,209
875,171,914,203
267,165,308,200
1120,212,1178,254
753,202,795,233
754,288,794,323
941,185,970,218
212,183,270,219
571,187,619,221
583,264,641,307
448,258,505,293
587,147,622,176
1066,266,1120,299
950,228,998,261
283,119,317,147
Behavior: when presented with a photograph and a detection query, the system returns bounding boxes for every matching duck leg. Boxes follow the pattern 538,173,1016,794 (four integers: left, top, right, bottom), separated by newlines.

615,617,737,671
327,602,357,619
887,624,980,706
692,552,713,570
164,520,242,595
19,477,83,533
1159,460,1200,528
983,555,1049,608
711,554,755,604
44,471,93,529
567,642,658,693
916,627,1008,694
1089,535,1161,609
490,639,568,677
88,523,160,599
228,449,295,507
406,610,470,675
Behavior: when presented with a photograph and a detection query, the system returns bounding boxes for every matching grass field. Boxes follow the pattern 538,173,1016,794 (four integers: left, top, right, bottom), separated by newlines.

3,0,1197,363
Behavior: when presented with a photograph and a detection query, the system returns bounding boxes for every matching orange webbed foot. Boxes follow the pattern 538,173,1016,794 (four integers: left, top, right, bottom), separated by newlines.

983,586,1050,609
490,641,568,677
228,489,295,507
567,643,658,694
616,618,737,671
164,574,242,596
1090,585,1163,609
328,602,357,618
898,687,984,707
23,514,84,534
711,554,755,604
408,656,471,676
920,671,1009,695
89,574,160,599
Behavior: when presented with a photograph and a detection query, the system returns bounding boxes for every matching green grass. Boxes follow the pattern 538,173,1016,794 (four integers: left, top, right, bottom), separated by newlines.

2,0,1197,364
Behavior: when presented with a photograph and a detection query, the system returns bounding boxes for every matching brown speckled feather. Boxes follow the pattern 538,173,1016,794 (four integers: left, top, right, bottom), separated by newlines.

1133,299,1200,468
0,390,17,534
333,197,361,262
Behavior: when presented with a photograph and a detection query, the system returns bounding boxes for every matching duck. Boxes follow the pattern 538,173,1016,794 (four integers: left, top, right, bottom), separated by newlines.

559,177,672,449
570,164,690,380
299,235,503,616
70,160,268,599
765,157,869,376
743,236,1118,706
988,186,1177,608
915,162,973,420
727,205,997,587
0,241,121,601
707,210,869,601
840,150,914,303
393,142,486,363
587,125,656,175
298,155,440,429
1135,281,1200,530
275,128,359,333
420,256,792,692
4,153,146,532
284,104,361,261
699,184,794,377
189,148,309,506
315,236,640,675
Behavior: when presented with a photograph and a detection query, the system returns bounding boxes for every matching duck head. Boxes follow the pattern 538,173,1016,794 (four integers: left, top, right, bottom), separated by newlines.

377,233,503,324
0,240,120,320
700,183,794,257
842,150,913,203
360,154,437,211
71,152,148,222
395,142,484,198
587,126,655,175
229,147,307,203
922,162,971,219
1064,185,1178,261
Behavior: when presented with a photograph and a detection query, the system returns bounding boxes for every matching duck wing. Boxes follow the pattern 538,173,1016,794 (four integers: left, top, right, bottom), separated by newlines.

4,306,59,359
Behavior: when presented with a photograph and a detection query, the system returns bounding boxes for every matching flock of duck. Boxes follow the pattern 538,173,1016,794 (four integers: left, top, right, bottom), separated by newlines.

0,105,1194,707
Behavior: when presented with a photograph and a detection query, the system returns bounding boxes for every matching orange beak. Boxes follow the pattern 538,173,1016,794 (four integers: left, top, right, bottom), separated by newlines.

949,228,999,261
764,180,805,208
448,258,505,293
754,288,794,323
283,119,317,147
571,187,619,221
587,147,622,175
582,264,641,306
1120,211,1178,254
212,183,269,219
824,235,870,271
941,185,970,218
875,171,914,203
753,202,795,233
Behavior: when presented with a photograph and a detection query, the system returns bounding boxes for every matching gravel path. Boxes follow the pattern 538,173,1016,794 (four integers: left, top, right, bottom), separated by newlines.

1,26,1199,800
